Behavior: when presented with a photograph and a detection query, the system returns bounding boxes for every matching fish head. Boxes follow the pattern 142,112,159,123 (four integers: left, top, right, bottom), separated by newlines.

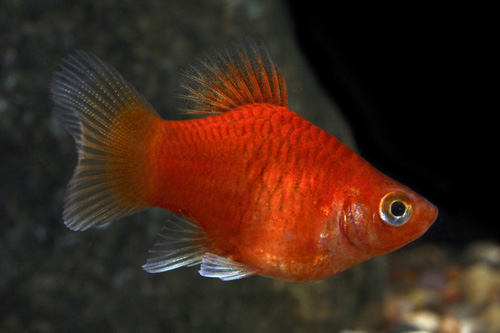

340,168,438,258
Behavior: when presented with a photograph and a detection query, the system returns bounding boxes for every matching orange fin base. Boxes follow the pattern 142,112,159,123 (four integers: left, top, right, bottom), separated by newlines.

179,38,288,114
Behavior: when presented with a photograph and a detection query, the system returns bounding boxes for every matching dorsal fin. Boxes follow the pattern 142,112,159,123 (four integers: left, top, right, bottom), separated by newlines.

179,38,288,114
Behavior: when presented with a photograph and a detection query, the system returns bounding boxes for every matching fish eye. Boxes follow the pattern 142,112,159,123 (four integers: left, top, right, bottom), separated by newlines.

379,192,412,226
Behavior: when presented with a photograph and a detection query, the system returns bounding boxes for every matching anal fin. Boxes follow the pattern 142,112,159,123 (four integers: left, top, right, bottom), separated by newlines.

143,214,259,281
142,214,208,273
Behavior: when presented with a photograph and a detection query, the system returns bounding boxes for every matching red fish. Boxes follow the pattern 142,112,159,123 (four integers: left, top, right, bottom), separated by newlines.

50,39,438,282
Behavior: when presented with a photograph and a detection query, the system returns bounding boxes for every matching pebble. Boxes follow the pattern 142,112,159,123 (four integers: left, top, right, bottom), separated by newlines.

462,242,500,266
405,310,440,331
460,262,498,306
382,242,500,333
437,315,461,333
481,302,500,332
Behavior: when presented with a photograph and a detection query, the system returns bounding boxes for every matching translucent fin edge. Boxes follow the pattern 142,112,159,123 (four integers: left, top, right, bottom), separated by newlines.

199,253,258,281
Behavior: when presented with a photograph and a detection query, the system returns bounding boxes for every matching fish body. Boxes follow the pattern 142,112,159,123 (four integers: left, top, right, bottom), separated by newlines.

51,39,437,282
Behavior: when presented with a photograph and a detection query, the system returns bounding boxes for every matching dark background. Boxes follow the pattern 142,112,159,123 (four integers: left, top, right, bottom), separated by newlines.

286,3,492,245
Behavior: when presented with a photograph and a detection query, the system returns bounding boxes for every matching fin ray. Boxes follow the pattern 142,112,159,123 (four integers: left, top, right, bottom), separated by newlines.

143,215,209,273
199,253,258,281
179,38,287,114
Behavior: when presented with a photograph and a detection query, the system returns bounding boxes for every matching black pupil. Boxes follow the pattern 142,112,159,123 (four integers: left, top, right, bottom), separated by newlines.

390,201,406,217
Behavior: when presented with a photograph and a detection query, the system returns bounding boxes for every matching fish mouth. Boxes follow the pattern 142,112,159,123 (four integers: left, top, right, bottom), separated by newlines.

426,203,439,229
419,194,439,229
405,188,439,231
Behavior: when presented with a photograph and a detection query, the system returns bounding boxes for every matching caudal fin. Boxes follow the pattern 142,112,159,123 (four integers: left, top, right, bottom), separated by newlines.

50,51,160,231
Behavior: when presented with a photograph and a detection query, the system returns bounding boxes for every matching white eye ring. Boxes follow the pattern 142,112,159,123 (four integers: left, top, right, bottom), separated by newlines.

379,192,412,226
